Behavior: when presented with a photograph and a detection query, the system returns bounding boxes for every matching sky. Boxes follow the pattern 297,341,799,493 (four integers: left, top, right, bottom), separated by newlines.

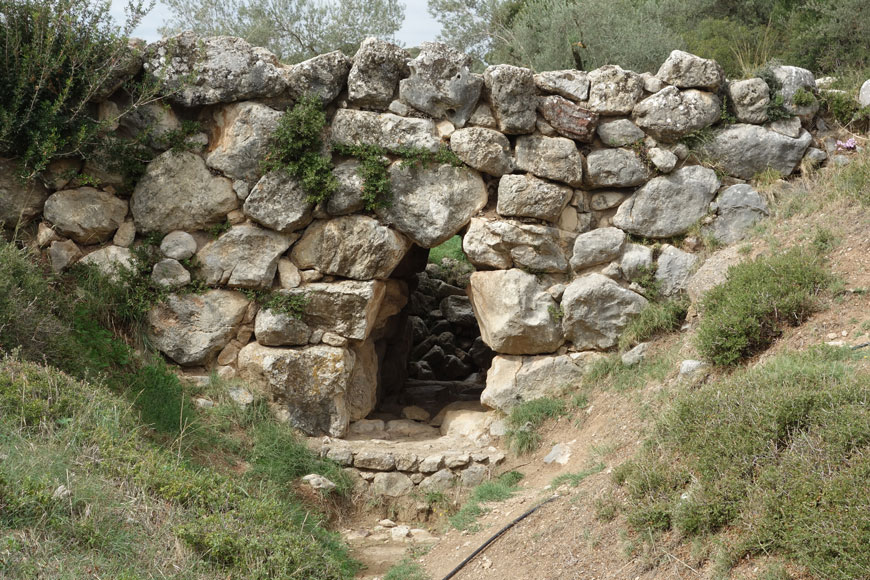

110,0,443,48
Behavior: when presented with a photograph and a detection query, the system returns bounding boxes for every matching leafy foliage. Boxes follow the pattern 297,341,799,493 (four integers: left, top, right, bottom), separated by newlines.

695,248,829,365
0,0,154,179
161,0,404,63
262,96,338,204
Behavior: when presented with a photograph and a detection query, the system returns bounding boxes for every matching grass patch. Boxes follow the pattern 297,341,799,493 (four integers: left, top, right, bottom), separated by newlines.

384,557,430,580
614,346,870,579
551,463,605,488
618,297,688,351
428,235,466,265
580,348,677,393
695,248,829,365
449,471,524,531
504,398,567,455
0,356,359,579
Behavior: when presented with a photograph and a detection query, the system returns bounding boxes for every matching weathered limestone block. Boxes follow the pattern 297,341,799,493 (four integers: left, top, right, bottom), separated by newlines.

160,231,197,260
49,240,82,273
686,245,746,306
146,290,249,366
0,159,49,227
656,50,725,91
727,78,770,124
587,65,644,115
585,148,650,188
197,225,293,288
536,95,598,142
119,101,182,150
151,258,191,289
78,246,133,280
655,244,697,296
705,184,769,244
860,79,870,107
237,342,355,437
612,165,719,238
326,160,366,216
347,37,410,108
371,472,414,497
596,119,645,147
468,269,564,355
770,65,819,120
205,102,282,182
648,147,678,173
131,151,237,233
569,227,626,271
377,162,487,248
484,64,538,134
481,353,601,412
514,135,584,187
254,309,311,346
700,124,812,180
496,174,572,223
561,273,647,349
534,70,590,102
347,340,379,421
619,243,654,281
632,86,721,142
286,50,352,103
450,128,513,176
43,187,127,244
244,171,314,233
144,32,291,106
398,42,483,127
463,218,576,273
282,280,386,341
291,216,411,280
330,109,440,153
419,469,456,492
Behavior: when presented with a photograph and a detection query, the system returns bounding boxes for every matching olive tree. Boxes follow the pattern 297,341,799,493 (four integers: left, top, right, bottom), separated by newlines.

161,0,406,63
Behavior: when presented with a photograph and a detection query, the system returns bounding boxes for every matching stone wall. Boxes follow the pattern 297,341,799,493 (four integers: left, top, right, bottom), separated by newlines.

1,34,846,438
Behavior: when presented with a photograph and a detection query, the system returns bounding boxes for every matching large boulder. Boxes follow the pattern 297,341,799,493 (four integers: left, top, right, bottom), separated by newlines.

450,128,513,176
514,135,584,187
281,281,387,341
330,109,440,153
700,124,813,180
144,32,291,106
613,165,719,238
146,290,249,366
244,171,315,233
254,309,311,346
286,51,352,104
482,353,600,413
569,227,626,271
561,274,647,349
468,269,564,355
727,78,770,124
131,151,237,233
463,218,576,273
483,64,537,134
205,102,282,182
347,37,410,108
326,160,366,216
585,148,650,188
496,174,572,223
291,216,411,280
398,42,483,127
377,162,487,248
597,119,645,147
197,225,293,288
78,245,133,280
237,343,355,437
536,96,598,142
705,184,769,244
656,50,725,91
632,86,721,142
43,187,127,244
587,65,644,115
534,70,590,102
0,159,49,228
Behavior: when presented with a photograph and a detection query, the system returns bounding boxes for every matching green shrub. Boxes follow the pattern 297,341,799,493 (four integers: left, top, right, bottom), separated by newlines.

0,0,153,179
695,249,829,365
791,87,816,107
617,346,870,578
262,96,338,204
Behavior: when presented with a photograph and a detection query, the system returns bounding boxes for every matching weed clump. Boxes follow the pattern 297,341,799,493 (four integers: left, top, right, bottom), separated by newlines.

504,398,567,455
618,297,688,351
449,471,524,531
695,248,829,365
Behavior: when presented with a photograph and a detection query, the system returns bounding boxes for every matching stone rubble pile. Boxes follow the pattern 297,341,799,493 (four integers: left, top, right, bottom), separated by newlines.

4,33,863,443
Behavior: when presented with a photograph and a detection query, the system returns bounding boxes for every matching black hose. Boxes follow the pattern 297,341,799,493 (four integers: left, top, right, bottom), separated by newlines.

440,495,560,580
